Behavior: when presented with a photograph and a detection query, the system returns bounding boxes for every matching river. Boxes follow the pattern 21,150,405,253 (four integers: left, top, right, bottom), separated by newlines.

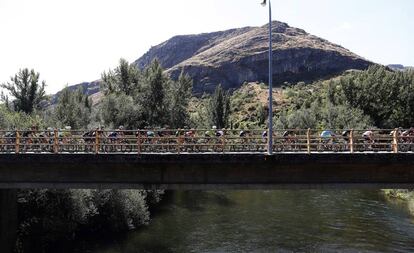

70,190,414,253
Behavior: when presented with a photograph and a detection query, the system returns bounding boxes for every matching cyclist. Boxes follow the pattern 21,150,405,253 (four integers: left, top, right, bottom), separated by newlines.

4,130,16,152
146,129,155,138
107,127,119,151
204,126,216,147
389,128,403,138
282,130,295,150
185,129,195,138
204,126,217,139
262,130,268,141
117,125,125,136
362,130,374,150
320,130,335,150
237,130,250,150
341,130,351,150
402,127,414,151
38,127,52,152
239,130,249,138
61,126,73,151
402,127,414,142
216,128,225,137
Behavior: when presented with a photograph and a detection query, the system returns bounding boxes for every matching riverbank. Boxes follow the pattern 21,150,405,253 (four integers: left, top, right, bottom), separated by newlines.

383,189,414,216
14,189,164,253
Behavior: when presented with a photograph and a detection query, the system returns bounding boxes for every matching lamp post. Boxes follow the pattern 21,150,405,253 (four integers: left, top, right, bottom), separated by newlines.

261,0,273,155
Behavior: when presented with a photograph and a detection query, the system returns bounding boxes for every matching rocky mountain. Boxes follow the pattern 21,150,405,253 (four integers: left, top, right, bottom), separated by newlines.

51,21,373,103
387,64,414,72
50,81,100,105
134,21,372,94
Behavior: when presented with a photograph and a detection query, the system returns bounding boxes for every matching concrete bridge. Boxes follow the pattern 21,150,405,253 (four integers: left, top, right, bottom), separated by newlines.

0,128,413,189
1,153,414,189
1,127,414,252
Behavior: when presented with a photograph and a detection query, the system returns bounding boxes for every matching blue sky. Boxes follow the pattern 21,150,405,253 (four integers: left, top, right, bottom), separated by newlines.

0,0,413,93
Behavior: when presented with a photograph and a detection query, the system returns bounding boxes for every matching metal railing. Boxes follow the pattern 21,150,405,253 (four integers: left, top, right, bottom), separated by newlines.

0,129,412,154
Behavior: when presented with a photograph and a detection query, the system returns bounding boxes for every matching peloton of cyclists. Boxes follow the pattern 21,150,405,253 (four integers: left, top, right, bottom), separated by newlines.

2,126,414,153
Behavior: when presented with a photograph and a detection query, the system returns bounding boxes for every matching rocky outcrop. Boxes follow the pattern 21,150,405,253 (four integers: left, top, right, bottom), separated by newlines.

50,80,100,104
134,21,372,94
387,64,414,72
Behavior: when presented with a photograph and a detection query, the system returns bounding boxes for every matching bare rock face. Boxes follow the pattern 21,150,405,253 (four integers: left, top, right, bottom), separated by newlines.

134,21,372,94
50,81,100,105
387,64,414,71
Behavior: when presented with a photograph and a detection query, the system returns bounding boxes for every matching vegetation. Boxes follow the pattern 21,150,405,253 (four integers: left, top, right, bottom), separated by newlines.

54,87,92,129
1,68,46,114
189,84,232,129
16,189,163,252
274,65,414,130
229,82,276,129
224,65,414,131
207,84,231,129
339,66,414,128
169,71,193,128
99,58,193,128
0,105,43,129
275,79,373,129
382,189,414,216
101,58,140,96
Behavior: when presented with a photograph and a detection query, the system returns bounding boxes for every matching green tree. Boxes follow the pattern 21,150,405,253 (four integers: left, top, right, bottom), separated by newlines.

101,58,141,96
142,59,169,127
321,104,372,129
340,65,414,128
207,84,231,128
169,71,193,128
0,104,42,129
256,104,267,126
1,68,46,114
287,108,318,129
88,190,150,232
100,93,144,129
54,87,91,129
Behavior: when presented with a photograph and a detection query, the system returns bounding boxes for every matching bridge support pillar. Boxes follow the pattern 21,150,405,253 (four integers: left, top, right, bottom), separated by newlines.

0,189,18,253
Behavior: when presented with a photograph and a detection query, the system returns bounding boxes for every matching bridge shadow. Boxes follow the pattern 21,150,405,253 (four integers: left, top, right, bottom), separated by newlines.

0,189,17,253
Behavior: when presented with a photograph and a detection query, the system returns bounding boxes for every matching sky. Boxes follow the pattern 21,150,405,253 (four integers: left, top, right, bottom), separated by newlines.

0,0,413,94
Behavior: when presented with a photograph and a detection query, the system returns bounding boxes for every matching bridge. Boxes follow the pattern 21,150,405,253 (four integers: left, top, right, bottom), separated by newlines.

0,128,413,189
1,128,414,252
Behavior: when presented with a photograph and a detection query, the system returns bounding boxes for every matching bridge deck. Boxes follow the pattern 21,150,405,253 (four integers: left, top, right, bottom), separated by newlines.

1,128,413,189
0,153,414,189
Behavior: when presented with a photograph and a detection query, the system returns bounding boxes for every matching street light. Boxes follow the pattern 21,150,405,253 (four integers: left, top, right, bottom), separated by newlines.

261,0,273,155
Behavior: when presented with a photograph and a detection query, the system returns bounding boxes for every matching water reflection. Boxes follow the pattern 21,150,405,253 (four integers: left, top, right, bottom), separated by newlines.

88,190,414,253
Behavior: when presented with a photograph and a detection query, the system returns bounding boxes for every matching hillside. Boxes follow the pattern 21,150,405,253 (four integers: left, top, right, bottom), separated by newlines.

387,64,414,72
50,80,100,105
134,21,372,94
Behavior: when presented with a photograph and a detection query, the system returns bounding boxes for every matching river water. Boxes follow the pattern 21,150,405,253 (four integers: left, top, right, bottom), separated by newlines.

79,190,414,253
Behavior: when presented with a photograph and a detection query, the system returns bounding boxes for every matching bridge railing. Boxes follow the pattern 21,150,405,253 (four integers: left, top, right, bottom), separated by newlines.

0,129,412,154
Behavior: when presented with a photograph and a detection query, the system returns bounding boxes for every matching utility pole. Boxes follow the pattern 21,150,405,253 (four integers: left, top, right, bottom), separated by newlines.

261,0,273,155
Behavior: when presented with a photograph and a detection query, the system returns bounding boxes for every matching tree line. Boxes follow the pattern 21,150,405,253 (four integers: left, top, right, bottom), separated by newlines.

1,58,232,131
